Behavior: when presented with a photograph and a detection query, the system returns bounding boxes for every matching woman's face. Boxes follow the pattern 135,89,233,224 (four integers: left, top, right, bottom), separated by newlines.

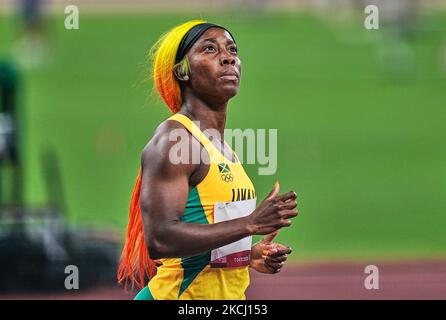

186,27,242,101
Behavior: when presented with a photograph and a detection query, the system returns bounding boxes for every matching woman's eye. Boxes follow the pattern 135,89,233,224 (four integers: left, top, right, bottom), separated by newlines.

229,47,238,53
204,46,216,52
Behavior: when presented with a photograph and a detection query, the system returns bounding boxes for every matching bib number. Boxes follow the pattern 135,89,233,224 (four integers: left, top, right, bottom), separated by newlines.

210,198,256,268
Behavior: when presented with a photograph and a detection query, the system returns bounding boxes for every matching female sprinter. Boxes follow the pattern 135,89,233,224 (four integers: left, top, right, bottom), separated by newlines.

118,20,298,300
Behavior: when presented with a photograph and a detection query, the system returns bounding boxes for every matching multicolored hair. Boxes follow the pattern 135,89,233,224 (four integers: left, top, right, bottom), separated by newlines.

117,20,207,289
150,19,207,114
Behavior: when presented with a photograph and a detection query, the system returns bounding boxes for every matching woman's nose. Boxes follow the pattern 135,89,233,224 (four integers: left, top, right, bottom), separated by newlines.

221,54,236,66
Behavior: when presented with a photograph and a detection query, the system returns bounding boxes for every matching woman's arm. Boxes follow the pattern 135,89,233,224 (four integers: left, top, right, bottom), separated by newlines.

140,123,297,259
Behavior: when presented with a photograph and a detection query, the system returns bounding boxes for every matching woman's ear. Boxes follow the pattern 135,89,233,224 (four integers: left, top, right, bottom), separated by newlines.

173,63,189,82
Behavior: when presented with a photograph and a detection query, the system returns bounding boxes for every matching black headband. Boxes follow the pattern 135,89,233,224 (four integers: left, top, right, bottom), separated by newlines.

175,23,236,64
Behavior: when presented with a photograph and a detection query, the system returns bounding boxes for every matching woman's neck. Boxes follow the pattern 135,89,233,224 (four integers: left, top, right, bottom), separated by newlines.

179,92,228,139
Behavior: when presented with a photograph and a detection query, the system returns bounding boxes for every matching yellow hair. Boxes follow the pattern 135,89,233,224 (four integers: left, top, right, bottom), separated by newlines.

149,20,206,113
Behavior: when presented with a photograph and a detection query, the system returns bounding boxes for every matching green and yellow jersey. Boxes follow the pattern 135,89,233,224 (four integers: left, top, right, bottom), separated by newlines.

135,113,256,300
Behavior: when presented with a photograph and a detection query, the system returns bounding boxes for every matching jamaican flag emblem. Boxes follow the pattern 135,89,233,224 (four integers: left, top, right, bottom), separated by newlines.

218,163,233,182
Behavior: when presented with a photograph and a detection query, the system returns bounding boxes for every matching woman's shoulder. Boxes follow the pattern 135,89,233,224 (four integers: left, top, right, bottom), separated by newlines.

155,116,187,136
145,117,189,151
140,117,198,172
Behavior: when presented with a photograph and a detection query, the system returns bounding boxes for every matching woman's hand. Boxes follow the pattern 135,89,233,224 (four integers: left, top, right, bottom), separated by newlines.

245,182,298,236
249,231,292,274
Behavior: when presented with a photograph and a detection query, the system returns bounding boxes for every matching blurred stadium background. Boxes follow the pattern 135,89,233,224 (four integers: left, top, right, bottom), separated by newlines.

0,0,445,299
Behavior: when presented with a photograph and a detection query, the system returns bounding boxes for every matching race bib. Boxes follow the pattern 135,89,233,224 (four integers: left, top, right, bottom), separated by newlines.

210,198,256,268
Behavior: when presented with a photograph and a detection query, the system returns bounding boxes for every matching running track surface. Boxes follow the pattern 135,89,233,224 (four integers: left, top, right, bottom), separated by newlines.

1,260,445,300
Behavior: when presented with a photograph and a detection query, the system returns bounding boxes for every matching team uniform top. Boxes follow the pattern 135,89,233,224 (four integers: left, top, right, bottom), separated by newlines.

136,113,256,300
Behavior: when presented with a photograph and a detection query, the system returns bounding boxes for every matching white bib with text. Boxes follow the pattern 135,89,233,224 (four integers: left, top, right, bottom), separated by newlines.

210,198,256,268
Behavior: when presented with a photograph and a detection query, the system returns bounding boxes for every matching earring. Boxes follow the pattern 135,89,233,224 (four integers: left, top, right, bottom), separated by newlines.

183,75,189,80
